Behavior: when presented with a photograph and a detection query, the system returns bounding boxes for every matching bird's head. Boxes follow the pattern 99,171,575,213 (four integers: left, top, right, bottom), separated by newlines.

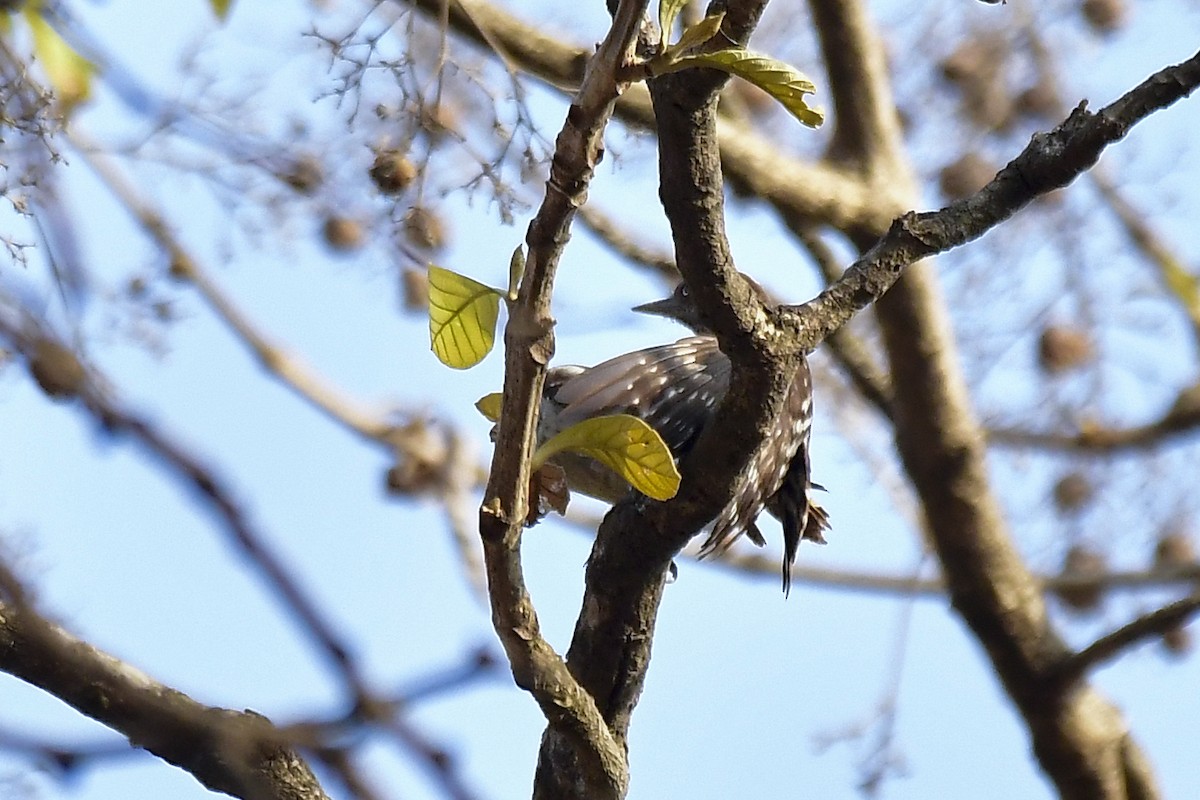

632,274,772,335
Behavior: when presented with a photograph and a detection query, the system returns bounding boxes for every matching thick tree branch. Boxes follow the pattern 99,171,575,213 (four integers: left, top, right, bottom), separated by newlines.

0,589,328,800
808,0,907,178
535,3,798,797
476,3,649,798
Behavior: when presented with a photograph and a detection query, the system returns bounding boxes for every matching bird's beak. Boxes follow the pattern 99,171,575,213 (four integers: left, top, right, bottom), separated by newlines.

632,297,677,318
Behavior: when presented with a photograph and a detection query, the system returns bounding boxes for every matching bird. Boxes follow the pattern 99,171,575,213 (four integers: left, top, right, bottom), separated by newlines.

537,277,828,594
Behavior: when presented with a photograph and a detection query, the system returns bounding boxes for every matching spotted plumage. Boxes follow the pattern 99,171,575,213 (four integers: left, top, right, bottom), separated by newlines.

538,278,828,594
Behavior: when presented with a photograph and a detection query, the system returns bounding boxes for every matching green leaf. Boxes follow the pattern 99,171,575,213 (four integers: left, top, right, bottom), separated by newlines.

24,9,93,111
532,414,681,502
658,0,688,42
664,48,824,128
428,265,502,369
209,0,234,21
507,245,525,301
475,392,503,422
662,11,725,60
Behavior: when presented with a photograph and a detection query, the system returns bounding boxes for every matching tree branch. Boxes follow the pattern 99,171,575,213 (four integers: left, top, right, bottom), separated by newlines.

71,138,395,445
987,392,1200,452
1056,594,1200,684
788,50,1200,348
535,3,800,795
0,585,328,800
476,3,651,798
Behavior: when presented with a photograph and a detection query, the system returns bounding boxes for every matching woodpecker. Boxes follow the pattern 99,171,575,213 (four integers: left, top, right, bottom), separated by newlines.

538,278,828,593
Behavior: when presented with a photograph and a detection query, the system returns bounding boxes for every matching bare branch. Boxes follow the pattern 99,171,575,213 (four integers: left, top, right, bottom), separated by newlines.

476,3,652,797
988,393,1200,452
791,50,1200,348
0,583,329,800
1056,594,1200,684
787,6,1195,798
71,133,494,600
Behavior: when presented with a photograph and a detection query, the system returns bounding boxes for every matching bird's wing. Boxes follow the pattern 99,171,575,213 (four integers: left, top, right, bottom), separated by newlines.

551,336,729,455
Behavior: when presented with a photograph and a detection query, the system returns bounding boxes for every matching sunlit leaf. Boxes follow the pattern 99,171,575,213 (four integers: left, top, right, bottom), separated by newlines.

658,0,689,41
532,414,681,502
475,392,503,422
24,9,93,111
428,265,502,369
663,11,725,59
209,0,235,21
664,48,824,128
507,245,525,301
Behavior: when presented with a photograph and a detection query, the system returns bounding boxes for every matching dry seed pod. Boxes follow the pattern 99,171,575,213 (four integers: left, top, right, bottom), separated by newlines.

1162,625,1192,657
401,267,429,311
29,338,85,400
404,206,447,251
1154,530,1195,570
370,149,417,195
322,215,366,253
1017,79,1060,119
1054,544,1107,613
1038,325,1094,374
1053,472,1093,514
284,155,323,195
1082,0,1128,34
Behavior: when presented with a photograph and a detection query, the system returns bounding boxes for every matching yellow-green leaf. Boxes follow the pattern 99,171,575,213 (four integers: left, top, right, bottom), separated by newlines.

507,245,525,301
209,0,234,20
665,48,824,128
475,392,503,422
428,265,502,369
658,0,689,41
532,414,681,502
663,11,725,60
24,10,93,111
